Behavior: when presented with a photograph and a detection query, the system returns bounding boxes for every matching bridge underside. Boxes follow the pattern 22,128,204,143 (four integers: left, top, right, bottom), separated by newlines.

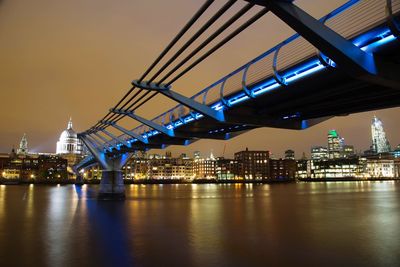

81,32,400,164
172,38,400,139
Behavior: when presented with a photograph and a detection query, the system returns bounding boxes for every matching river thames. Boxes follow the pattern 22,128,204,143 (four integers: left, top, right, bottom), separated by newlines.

0,181,399,267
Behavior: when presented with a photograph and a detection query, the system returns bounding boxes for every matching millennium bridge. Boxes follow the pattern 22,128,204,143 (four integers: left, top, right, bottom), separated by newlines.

75,0,400,199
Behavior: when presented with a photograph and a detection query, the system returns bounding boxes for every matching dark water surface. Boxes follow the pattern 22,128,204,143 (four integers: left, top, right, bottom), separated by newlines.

0,182,399,267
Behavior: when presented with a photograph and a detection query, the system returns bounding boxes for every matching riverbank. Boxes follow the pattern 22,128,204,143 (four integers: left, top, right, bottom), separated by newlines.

1,177,399,185
298,177,400,182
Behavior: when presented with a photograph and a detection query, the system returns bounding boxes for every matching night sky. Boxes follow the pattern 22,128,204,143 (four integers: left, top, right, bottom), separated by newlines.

0,0,399,158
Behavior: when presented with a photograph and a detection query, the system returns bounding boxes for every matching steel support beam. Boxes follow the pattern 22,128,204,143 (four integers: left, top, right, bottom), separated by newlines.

247,0,400,89
109,109,175,137
101,129,131,148
107,123,148,144
132,80,225,122
93,132,115,151
85,134,103,148
78,134,108,169
93,131,111,144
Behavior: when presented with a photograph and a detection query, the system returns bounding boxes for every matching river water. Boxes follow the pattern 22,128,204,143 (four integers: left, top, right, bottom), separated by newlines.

0,182,399,267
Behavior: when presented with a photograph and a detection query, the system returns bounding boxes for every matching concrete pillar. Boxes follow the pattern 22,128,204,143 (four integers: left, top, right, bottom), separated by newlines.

98,170,125,200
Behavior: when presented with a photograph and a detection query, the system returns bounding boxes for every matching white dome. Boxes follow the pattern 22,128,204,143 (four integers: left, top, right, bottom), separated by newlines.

56,118,82,155
60,128,77,140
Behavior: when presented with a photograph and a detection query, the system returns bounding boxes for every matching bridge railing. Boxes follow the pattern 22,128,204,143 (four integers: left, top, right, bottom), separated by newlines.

108,0,399,148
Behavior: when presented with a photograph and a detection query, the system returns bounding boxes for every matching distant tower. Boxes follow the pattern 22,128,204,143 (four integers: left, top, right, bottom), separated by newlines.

17,133,28,155
371,116,391,153
327,130,344,159
209,150,215,160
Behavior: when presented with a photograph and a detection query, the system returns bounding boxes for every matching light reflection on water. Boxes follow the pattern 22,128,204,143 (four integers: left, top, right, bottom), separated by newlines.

0,182,399,267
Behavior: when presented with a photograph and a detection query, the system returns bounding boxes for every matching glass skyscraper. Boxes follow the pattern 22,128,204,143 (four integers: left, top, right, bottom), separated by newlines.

371,116,391,153
328,130,344,159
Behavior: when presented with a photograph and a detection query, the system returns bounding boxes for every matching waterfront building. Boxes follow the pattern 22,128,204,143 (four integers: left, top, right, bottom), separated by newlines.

0,150,67,181
328,130,344,159
123,157,148,180
148,155,194,180
269,158,296,179
193,154,216,179
371,116,391,153
85,165,102,180
296,159,309,179
311,146,328,160
37,155,68,181
234,148,269,180
215,157,238,180
365,159,400,178
308,158,362,179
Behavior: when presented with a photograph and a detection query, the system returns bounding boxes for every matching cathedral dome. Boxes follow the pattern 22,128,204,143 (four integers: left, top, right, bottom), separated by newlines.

56,118,82,155
60,128,77,140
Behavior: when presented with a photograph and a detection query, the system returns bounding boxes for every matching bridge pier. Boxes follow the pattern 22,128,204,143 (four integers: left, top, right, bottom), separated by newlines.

98,170,125,200
78,134,132,200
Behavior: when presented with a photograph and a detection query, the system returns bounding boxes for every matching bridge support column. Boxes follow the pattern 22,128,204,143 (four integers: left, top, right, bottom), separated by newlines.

98,170,125,200
78,134,132,200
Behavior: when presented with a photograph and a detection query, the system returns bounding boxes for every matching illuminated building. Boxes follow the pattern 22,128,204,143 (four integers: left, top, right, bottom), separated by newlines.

215,157,238,180
56,118,82,155
308,158,362,178
284,149,295,160
269,158,296,179
234,148,269,180
327,130,344,159
147,152,194,180
122,158,148,180
193,153,216,179
365,159,400,178
371,116,391,153
0,149,67,181
37,155,68,180
296,159,308,179
343,145,355,158
17,134,28,156
56,118,84,177
311,146,328,160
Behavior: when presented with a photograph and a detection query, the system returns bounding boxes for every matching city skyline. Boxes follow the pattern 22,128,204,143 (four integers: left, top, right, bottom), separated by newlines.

1,0,399,158
5,113,399,159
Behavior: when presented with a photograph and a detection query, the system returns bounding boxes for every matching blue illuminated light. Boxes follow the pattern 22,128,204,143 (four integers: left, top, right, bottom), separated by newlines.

175,121,183,127
361,34,396,51
285,63,325,83
184,117,195,123
229,94,249,105
253,82,280,96
301,120,308,129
